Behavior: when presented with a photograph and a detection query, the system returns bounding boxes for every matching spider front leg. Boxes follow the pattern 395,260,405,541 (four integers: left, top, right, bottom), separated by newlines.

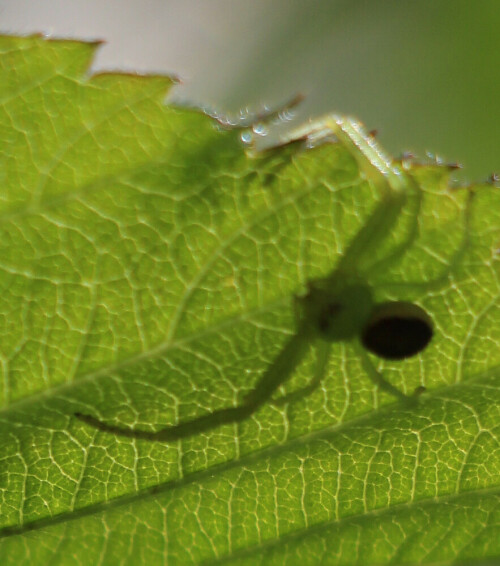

75,326,315,442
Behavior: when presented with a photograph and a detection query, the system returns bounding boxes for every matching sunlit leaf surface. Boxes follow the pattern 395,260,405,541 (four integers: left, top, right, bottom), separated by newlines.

0,35,499,565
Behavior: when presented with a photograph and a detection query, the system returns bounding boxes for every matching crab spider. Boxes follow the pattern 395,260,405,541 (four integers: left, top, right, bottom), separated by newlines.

75,116,472,442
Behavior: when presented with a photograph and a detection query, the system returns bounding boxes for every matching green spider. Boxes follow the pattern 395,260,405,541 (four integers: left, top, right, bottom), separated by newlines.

75,116,472,441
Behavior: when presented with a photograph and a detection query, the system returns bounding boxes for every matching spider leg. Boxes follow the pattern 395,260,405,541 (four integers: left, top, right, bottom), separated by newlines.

240,324,313,407
270,340,330,406
290,115,407,199
333,191,407,277
374,188,474,294
325,116,409,199
75,325,313,441
353,341,423,405
75,405,250,442
310,117,412,279
330,117,475,285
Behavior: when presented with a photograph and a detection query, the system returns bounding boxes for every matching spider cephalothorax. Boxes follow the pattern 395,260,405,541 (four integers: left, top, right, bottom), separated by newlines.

302,279,374,342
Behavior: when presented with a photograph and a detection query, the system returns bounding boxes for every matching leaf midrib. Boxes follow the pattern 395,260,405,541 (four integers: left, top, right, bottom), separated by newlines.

1,415,497,548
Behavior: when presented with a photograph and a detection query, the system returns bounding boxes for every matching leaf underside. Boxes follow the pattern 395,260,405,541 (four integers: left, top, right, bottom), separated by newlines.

0,35,499,566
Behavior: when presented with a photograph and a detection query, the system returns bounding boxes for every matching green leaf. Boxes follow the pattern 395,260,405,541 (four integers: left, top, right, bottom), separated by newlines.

1,35,499,565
